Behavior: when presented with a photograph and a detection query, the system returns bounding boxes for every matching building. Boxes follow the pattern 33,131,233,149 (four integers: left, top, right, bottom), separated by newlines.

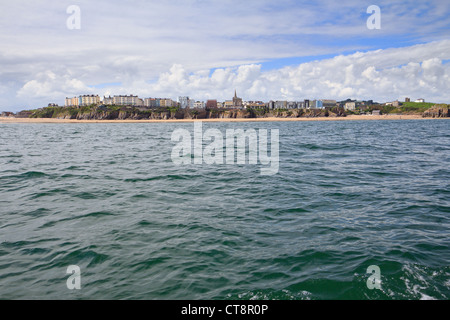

321,99,337,109
286,101,298,109
79,95,101,106
311,100,323,109
223,100,234,108
344,102,356,111
372,110,381,116
113,95,142,106
144,98,158,108
232,90,243,108
65,95,100,107
103,96,114,105
206,99,218,109
405,97,410,102
193,101,205,109
159,98,176,107
304,100,310,109
178,96,190,109
274,101,288,109
415,98,425,103
244,101,266,108
65,96,79,107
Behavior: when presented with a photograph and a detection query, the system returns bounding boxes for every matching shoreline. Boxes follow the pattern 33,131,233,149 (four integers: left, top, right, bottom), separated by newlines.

0,114,446,123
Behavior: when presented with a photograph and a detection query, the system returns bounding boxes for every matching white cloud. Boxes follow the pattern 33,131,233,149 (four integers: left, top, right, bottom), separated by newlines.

115,40,449,103
9,40,450,109
16,71,92,104
1,1,449,110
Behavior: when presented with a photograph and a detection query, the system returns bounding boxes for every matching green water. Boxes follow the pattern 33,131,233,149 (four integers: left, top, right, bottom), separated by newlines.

0,120,449,299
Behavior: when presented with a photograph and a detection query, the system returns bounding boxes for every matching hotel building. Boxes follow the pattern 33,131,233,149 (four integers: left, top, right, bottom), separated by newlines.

65,95,100,107
113,95,143,106
103,96,114,105
65,96,79,107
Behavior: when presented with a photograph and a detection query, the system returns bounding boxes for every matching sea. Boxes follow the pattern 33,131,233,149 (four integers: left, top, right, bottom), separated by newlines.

0,119,449,300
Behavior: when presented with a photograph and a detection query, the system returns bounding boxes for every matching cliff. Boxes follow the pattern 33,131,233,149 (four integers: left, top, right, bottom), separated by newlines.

14,102,450,121
422,105,450,118
27,105,349,121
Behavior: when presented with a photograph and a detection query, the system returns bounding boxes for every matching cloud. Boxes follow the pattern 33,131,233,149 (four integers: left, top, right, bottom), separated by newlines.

106,40,448,103
1,0,449,110
16,71,92,105
10,40,450,109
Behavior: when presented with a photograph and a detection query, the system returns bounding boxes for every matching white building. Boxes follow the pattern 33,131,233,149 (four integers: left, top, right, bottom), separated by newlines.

79,95,101,106
113,95,142,106
179,96,190,109
344,102,356,111
224,100,234,108
193,101,205,109
65,95,100,107
286,101,300,109
415,98,425,103
274,101,287,109
103,96,114,105
244,101,266,108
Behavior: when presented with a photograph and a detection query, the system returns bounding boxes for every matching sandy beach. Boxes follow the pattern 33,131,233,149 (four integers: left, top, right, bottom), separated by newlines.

0,114,444,124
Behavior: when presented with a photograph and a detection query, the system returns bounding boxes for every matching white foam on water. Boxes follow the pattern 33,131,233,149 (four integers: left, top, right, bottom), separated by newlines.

402,264,438,300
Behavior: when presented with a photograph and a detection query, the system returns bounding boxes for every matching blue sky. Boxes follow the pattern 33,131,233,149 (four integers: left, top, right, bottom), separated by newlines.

0,0,449,111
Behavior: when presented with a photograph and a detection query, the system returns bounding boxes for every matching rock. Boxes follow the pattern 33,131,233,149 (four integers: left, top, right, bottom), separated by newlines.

423,105,450,118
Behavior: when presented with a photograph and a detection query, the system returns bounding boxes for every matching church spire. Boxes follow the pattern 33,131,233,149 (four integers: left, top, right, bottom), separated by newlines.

234,90,237,98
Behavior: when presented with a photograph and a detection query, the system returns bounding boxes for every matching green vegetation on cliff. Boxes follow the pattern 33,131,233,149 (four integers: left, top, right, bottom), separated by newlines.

22,102,449,120
375,102,438,114
398,102,436,113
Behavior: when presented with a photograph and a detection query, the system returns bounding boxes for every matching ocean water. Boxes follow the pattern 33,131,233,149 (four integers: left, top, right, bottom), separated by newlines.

0,119,449,300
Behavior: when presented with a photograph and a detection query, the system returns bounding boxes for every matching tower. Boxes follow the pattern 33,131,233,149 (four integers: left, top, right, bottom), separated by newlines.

232,90,242,108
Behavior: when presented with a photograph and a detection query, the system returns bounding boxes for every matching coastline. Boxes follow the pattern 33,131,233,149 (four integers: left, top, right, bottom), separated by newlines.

0,114,445,124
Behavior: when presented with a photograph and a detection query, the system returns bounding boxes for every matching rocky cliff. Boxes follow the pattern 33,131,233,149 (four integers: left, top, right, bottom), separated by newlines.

422,105,450,118
28,105,348,120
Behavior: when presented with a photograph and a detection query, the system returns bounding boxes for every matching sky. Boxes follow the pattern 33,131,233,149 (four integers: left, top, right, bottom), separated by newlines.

1,0,449,111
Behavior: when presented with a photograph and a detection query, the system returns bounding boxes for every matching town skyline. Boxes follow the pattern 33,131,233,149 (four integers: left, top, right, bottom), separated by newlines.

44,90,431,112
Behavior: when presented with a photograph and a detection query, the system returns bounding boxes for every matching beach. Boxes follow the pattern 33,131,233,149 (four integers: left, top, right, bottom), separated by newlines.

0,114,443,123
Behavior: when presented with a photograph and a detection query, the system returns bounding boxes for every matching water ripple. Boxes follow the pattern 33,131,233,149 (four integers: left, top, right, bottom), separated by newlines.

0,120,449,299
